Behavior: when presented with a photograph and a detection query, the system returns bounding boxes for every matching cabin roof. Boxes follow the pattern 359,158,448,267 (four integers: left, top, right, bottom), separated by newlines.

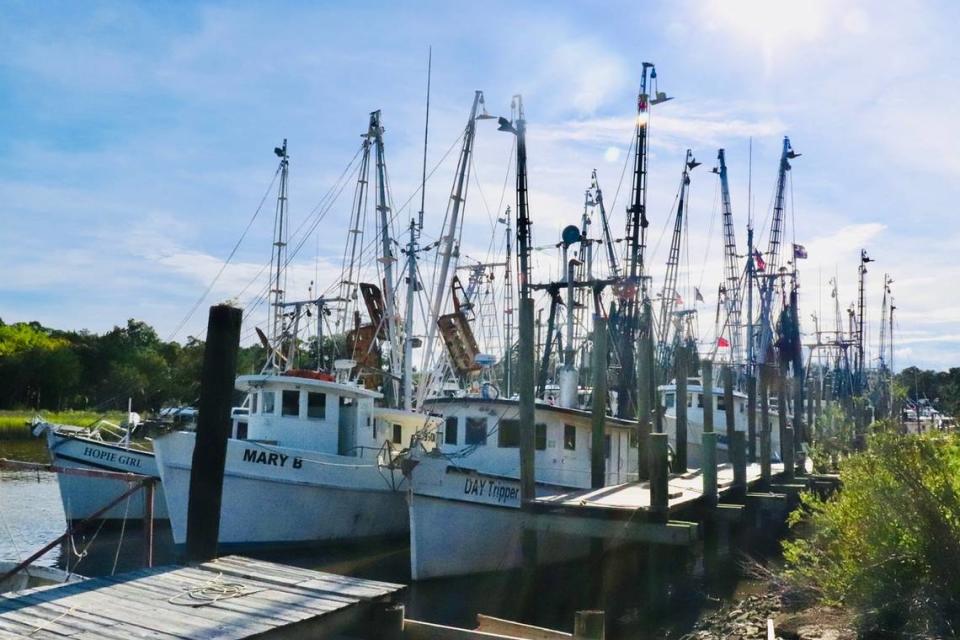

422,396,637,430
236,373,383,400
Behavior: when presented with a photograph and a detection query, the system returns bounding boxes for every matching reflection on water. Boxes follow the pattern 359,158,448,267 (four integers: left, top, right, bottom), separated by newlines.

0,438,777,639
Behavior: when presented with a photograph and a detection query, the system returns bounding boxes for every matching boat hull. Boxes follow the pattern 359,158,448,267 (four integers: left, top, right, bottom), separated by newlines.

44,429,168,522
154,431,409,547
408,455,598,580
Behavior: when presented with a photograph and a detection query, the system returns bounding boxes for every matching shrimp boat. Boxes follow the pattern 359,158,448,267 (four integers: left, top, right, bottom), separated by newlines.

154,366,438,548
33,417,170,523
155,128,440,548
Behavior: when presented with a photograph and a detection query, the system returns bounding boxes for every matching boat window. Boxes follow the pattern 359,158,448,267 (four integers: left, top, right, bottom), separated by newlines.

307,392,326,419
740,401,745,414
262,391,275,415
629,430,639,448
498,419,520,447
665,393,675,409
250,394,258,414
697,394,704,408
717,395,726,411
564,424,576,450
687,394,693,408
235,420,248,440
535,423,546,451
604,435,611,459
282,390,300,417
444,416,458,445
465,417,487,445
392,424,402,445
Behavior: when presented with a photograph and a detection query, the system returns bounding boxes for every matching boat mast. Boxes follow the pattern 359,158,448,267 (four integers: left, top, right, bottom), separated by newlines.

266,139,290,373
402,219,419,409
856,249,873,394
655,150,699,376
369,110,401,398
337,133,373,333
503,208,514,396
713,149,742,364
591,169,621,279
756,137,799,366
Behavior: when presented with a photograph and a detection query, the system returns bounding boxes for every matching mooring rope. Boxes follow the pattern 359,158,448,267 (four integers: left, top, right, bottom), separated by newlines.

167,572,250,607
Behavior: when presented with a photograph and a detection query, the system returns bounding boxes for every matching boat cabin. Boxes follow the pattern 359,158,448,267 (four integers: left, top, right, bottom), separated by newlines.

422,397,638,488
234,372,438,458
659,377,750,431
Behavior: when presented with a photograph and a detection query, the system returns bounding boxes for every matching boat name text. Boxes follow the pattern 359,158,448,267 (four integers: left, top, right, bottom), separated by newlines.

82,446,142,468
463,477,519,504
242,448,303,469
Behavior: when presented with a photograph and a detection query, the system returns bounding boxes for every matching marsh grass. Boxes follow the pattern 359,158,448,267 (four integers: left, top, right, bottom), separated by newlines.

0,410,127,440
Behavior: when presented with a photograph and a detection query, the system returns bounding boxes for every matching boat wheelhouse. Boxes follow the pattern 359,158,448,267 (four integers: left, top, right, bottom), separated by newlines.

155,370,440,548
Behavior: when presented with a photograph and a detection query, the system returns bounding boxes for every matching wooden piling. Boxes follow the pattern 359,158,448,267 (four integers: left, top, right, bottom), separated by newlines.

777,366,789,462
783,426,795,482
591,315,608,490
518,298,536,503
723,365,736,450
747,371,757,462
636,300,655,479
731,431,747,499
759,364,772,486
142,479,155,568
574,610,605,639
649,432,669,522
702,431,718,507
186,304,242,563
675,348,688,471
702,360,714,434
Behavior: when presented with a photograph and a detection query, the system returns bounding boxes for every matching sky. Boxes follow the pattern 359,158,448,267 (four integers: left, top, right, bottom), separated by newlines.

1,0,958,371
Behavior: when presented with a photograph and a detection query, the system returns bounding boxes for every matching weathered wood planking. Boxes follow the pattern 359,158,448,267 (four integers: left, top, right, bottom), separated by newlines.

0,555,403,639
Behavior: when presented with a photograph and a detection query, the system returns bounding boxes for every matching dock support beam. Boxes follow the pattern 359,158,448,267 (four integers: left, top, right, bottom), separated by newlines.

731,431,746,500
723,365,735,450
675,348,688,471
143,479,155,568
649,432,669,522
777,366,789,462
702,359,714,434
590,315,608,489
186,304,242,563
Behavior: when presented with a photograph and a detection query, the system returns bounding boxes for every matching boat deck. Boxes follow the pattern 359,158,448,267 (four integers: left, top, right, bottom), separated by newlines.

0,555,404,639
536,462,785,512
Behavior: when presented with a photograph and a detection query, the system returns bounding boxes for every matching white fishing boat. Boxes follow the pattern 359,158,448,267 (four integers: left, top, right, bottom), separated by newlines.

34,418,169,523
658,377,784,467
406,395,638,580
154,367,438,548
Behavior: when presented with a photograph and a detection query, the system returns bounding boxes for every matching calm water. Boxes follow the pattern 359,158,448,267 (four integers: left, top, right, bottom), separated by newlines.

0,438,777,638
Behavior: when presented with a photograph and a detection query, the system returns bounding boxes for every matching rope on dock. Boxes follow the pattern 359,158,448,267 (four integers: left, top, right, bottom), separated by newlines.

167,572,253,607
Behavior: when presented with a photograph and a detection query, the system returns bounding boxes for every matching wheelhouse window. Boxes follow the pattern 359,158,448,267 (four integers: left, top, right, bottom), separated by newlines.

282,390,300,417
697,394,704,408
392,424,402,445
444,416,458,445
717,395,726,411
564,424,576,450
535,423,547,451
604,434,611,459
498,419,520,448
465,417,487,445
665,393,675,409
250,394,258,414
307,392,326,419
262,391,275,415
235,420,248,440
687,394,693,408
629,430,639,448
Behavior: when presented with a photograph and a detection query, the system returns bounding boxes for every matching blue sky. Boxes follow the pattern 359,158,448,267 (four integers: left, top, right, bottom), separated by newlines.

1,1,958,370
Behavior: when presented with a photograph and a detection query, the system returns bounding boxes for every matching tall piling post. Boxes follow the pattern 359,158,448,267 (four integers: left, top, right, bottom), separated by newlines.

723,365,735,454
186,304,242,563
731,431,747,500
747,370,757,462
701,359,717,506
777,366,789,462
142,479,155,568
636,299,655,480
649,432,670,522
675,347,688,471
518,296,538,578
805,376,814,442
759,364,772,487
591,315,608,489
783,426,795,482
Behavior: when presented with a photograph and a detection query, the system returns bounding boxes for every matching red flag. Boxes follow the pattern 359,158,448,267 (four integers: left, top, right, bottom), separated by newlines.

717,337,731,348
754,249,766,272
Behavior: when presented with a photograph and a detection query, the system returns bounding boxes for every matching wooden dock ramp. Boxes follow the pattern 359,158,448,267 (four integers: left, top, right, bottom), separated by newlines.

0,555,404,639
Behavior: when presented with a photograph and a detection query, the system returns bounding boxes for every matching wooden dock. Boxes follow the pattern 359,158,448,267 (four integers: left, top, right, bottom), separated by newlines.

0,555,404,639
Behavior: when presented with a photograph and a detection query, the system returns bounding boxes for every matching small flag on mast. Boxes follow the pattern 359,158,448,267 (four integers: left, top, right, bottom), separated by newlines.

695,287,704,303
793,243,808,259
753,249,766,271
717,336,731,348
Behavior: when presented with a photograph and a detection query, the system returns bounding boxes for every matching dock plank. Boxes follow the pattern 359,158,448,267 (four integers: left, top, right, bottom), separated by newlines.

0,557,404,640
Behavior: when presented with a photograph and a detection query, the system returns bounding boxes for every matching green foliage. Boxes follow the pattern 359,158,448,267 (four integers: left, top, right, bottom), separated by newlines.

784,431,960,636
807,404,855,472
0,319,266,413
0,410,128,440
897,366,960,418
